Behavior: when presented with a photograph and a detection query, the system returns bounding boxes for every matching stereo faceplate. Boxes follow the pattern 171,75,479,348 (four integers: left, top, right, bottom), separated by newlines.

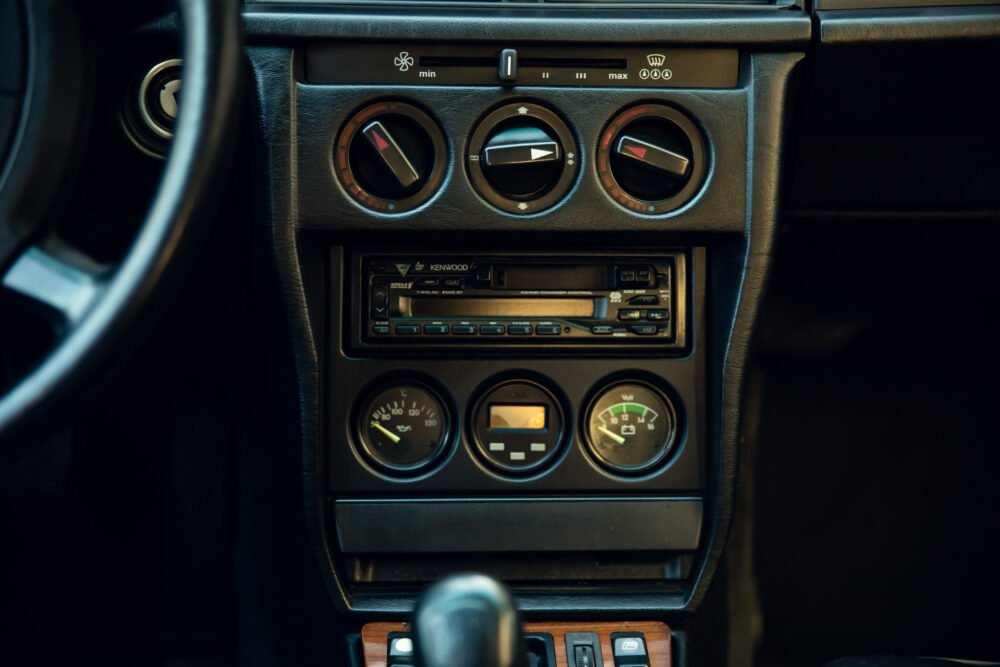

349,251,689,354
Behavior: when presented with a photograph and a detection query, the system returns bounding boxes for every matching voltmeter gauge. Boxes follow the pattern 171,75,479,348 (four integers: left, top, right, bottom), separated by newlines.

584,381,677,474
356,382,450,474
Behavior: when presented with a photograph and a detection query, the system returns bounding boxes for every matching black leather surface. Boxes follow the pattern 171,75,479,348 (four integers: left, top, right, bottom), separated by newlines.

686,50,803,611
819,6,1000,44
243,7,812,47
247,44,343,612
0,0,86,273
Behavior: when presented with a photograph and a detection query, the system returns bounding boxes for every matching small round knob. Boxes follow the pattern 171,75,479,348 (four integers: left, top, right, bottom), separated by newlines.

467,103,578,215
334,101,446,213
598,104,707,215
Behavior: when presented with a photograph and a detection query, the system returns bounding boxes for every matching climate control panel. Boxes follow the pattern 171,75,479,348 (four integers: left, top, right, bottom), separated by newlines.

332,97,708,216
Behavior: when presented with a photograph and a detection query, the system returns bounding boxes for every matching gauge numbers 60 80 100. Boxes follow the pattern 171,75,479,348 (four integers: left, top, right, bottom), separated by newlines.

356,383,450,474
585,381,677,474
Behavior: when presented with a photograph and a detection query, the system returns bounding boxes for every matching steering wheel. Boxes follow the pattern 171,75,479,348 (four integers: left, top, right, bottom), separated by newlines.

0,0,241,457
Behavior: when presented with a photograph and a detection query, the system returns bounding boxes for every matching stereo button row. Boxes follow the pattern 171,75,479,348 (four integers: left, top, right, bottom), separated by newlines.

617,308,670,322
372,325,565,336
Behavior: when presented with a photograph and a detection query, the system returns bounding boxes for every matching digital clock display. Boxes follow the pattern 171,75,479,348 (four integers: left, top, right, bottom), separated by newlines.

488,405,547,431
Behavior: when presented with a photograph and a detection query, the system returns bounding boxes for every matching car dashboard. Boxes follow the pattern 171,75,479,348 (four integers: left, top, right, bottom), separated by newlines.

1,0,998,665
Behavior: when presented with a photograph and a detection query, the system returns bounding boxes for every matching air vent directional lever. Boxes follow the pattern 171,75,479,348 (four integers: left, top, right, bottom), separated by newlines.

484,127,560,167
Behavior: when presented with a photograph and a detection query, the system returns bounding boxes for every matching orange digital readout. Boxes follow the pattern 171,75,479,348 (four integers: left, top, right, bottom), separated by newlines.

489,405,547,431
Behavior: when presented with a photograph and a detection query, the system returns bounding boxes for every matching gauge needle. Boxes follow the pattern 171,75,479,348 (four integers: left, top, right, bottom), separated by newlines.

373,422,401,444
598,426,627,445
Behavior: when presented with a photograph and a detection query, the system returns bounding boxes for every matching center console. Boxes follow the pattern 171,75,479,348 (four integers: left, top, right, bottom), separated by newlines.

245,0,808,649
327,245,706,575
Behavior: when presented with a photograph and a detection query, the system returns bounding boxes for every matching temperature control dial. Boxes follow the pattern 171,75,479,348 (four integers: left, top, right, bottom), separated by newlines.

335,101,447,213
597,104,707,215
467,102,578,215
356,382,451,474
584,380,678,474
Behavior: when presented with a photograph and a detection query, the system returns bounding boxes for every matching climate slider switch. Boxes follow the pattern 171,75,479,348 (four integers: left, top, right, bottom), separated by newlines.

499,48,518,83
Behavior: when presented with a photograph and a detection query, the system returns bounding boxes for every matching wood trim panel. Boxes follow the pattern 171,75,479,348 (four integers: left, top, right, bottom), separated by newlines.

362,620,670,667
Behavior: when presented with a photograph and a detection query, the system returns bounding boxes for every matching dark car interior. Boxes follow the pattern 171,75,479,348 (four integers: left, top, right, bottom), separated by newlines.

2,0,999,665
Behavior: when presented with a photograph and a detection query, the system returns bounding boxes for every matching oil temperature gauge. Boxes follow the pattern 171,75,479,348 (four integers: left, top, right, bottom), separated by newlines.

584,380,677,474
356,382,450,474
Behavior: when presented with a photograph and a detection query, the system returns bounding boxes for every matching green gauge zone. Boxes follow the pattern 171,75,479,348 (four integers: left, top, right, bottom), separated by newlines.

585,381,677,474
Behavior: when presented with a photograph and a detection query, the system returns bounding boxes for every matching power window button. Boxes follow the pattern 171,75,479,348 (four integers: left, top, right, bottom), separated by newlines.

575,645,597,667
612,634,648,666
566,631,603,667
389,636,414,658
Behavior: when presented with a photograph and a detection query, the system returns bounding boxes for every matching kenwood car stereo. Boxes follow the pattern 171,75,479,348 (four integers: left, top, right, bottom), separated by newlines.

348,251,688,352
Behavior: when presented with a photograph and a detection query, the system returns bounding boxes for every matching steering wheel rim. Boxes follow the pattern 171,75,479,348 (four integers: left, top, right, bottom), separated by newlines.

0,0,242,454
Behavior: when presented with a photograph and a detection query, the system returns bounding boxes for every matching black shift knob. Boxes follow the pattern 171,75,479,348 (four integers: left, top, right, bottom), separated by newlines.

412,573,528,667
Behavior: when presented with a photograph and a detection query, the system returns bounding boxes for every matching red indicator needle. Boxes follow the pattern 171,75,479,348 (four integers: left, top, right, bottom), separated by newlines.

373,132,390,151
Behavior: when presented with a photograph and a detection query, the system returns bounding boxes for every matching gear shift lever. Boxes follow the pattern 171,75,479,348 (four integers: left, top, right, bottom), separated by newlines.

412,573,529,667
